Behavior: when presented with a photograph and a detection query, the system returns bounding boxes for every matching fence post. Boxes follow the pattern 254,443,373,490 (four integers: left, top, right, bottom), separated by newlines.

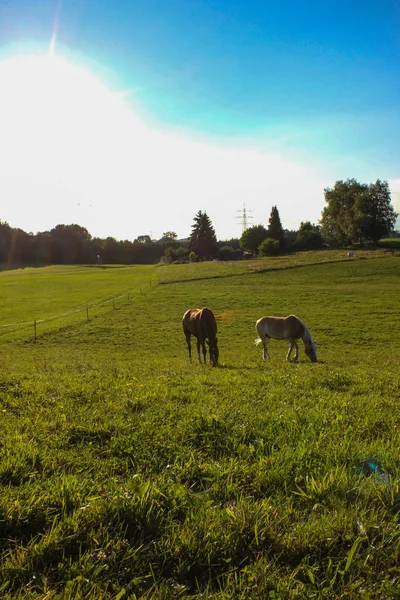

34,320,37,343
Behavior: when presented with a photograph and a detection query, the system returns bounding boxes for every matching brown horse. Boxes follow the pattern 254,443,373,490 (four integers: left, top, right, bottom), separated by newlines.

182,307,219,366
255,314,317,362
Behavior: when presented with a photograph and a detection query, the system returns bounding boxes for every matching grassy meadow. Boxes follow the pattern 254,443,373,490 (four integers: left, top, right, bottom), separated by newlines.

0,250,400,599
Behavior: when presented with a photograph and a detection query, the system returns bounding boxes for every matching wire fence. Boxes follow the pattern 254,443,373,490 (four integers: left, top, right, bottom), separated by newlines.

0,285,151,343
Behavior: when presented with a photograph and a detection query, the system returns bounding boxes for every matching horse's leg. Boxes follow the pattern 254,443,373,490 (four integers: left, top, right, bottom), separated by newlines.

196,338,203,363
262,337,270,360
286,340,299,362
202,340,207,364
185,332,192,362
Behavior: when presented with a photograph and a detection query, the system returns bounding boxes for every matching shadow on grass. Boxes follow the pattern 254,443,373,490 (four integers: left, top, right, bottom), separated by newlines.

216,364,257,370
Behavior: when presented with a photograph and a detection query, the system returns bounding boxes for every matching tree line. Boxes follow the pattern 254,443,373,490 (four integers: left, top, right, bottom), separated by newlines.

0,178,398,266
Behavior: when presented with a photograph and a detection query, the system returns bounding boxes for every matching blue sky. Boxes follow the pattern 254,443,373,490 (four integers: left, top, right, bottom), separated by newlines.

0,0,399,240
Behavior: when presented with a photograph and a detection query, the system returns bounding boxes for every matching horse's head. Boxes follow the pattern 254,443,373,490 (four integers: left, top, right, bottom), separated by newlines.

207,337,219,366
305,340,317,362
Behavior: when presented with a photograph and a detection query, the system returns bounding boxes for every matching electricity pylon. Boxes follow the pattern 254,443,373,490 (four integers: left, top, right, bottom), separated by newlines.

237,203,253,234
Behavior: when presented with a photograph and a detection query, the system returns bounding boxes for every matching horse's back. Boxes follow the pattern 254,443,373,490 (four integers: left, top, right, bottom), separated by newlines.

183,307,217,339
285,314,305,337
182,308,201,335
256,316,285,340
256,314,304,340
183,308,201,322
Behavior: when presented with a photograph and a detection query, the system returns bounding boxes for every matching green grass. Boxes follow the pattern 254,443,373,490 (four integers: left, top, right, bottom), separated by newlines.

378,238,400,250
0,265,156,342
1,251,400,598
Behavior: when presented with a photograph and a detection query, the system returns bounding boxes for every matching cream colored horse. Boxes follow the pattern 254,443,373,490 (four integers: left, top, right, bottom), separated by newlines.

183,307,219,366
255,314,317,362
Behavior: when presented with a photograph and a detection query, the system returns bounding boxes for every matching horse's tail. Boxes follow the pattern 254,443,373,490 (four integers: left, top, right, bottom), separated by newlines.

215,311,232,322
255,337,262,346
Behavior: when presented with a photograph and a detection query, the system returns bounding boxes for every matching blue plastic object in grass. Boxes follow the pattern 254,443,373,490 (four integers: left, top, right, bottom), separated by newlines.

364,460,390,484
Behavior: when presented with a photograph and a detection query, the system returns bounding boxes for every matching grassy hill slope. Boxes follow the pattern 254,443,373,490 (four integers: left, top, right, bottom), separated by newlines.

1,251,399,598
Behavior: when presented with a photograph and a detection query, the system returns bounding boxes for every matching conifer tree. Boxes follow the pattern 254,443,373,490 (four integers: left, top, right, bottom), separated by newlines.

267,205,285,249
189,210,218,259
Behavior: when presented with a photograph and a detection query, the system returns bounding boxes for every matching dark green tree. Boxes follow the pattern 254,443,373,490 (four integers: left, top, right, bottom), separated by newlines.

240,224,268,254
189,211,218,259
354,180,398,244
0,222,34,265
102,237,120,263
295,221,324,250
320,179,367,244
161,231,178,242
0,220,13,264
217,237,240,250
135,235,152,244
283,229,298,250
267,206,285,249
35,231,53,264
162,246,189,264
218,246,237,261
159,231,179,250
49,224,92,263
320,179,397,244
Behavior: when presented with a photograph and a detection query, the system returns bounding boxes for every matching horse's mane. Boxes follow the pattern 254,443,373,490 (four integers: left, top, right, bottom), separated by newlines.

299,319,317,350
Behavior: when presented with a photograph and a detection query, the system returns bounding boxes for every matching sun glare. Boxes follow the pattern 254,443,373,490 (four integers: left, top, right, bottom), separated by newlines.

0,53,165,236
0,54,329,240
0,55,150,179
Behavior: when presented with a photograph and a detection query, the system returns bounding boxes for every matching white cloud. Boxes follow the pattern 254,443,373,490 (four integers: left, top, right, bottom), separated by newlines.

0,55,397,241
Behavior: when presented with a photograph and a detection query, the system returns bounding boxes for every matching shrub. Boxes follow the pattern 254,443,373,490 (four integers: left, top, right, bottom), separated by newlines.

377,238,400,249
219,248,245,261
258,238,280,256
295,230,324,250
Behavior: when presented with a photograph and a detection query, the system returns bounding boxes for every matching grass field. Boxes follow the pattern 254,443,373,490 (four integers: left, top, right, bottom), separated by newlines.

1,250,400,598
378,239,400,250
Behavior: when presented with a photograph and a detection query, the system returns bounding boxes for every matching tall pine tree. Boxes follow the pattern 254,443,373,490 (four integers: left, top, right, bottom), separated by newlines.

189,210,218,259
267,205,285,249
